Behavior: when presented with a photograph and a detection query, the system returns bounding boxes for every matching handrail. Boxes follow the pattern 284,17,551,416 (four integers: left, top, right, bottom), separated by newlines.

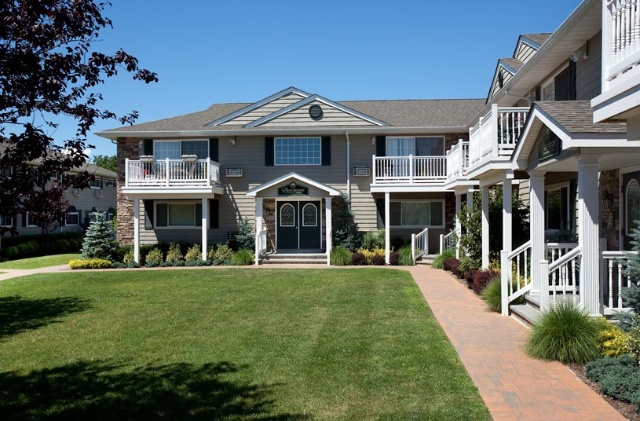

507,239,532,260
411,228,429,264
439,231,455,254
548,245,582,272
500,240,533,316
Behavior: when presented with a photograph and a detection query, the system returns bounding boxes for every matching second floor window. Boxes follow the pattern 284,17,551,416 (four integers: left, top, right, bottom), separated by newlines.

154,140,208,160
275,137,321,165
386,137,444,157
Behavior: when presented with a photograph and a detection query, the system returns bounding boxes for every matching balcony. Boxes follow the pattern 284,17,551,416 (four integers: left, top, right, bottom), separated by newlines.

467,105,528,176
592,0,640,121
124,158,222,194
445,140,469,182
372,155,447,186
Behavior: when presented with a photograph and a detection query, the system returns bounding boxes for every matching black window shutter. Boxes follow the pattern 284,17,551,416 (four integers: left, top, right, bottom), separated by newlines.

210,199,219,229
375,199,385,228
568,60,576,100
143,200,154,229
143,139,153,156
376,136,386,157
554,64,575,101
265,137,274,166
535,86,541,102
21,213,26,227
321,136,331,166
209,138,219,162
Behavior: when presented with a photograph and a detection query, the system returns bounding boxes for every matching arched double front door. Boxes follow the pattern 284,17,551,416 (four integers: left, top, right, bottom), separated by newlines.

277,200,321,250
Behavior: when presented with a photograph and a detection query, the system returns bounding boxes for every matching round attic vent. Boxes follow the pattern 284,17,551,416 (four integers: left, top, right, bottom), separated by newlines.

309,104,323,121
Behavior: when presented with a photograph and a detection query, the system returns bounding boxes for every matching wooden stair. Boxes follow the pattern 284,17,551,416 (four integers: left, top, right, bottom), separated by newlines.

416,254,439,265
510,292,542,326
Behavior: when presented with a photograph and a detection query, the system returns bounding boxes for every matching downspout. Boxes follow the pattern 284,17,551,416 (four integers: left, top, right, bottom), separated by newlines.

345,131,351,201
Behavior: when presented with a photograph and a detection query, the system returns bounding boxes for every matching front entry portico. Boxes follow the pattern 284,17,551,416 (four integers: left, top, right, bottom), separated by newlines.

247,172,341,265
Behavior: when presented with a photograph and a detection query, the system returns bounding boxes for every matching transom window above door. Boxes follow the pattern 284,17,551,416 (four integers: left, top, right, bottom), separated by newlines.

386,136,444,157
154,140,208,160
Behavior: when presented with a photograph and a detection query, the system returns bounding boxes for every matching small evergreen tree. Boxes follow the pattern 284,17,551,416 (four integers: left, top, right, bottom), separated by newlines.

236,219,254,251
624,220,640,286
80,212,115,261
332,195,361,252
615,221,640,331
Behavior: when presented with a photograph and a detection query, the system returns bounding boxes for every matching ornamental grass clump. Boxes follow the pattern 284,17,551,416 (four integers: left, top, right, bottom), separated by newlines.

231,249,254,265
525,300,601,364
481,277,503,313
432,249,455,269
330,246,351,266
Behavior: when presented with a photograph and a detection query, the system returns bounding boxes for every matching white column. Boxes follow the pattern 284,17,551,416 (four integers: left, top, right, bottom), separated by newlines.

201,198,208,261
133,199,140,263
529,170,546,294
577,155,601,314
255,198,263,265
325,197,332,266
502,173,513,253
385,192,391,265
455,193,462,259
481,186,490,269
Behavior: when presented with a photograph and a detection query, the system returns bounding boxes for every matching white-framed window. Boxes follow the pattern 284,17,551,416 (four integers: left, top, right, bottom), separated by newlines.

389,200,444,228
25,213,39,227
106,212,115,221
89,178,103,189
386,136,445,156
66,212,80,226
154,140,209,160
626,179,640,236
0,215,14,227
540,64,569,101
545,183,571,231
155,202,202,228
105,180,116,187
275,137,321,166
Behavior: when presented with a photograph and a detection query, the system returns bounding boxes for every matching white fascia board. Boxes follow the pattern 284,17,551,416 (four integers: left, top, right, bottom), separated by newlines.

122,188,223,199
369,185,450,193
96,126,469,140
564,136,639,148
245,95,389,128
511,107,573,165
246,172,341,197
205,87,312,127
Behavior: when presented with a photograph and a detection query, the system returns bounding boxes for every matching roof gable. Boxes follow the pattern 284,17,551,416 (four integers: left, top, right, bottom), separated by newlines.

246,94,388,128
487,59,523,100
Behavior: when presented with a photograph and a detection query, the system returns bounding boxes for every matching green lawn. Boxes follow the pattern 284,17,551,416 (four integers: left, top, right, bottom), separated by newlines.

0,268,489,420
0,253,79,270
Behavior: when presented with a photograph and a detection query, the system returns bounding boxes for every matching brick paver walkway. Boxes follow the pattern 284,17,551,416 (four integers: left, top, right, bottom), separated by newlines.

408,265,625,421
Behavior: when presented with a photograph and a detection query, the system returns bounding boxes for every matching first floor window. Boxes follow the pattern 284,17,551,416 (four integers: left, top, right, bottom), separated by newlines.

275,137,321,165
0,215,13,227
390,201,444,227
156,203,202,228
66,212,80,226
545,184,570,231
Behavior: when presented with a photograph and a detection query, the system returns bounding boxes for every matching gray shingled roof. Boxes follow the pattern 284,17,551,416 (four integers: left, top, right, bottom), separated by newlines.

102,98,485,133
535,101,627,134
522,33,552,47
500,58,524,73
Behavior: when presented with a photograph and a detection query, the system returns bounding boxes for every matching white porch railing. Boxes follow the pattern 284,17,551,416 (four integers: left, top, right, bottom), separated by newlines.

439,231,456,254
500,240,532,315
372,155,446,184
125,158,221,187
540,245,582,312
601,251,637,315
546,242,579,294
604,0,640,87
411,228,429,264
446,140,469,180
468,105,528,170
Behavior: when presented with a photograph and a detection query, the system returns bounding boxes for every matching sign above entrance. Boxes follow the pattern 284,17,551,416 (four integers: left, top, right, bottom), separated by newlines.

278,182,308,196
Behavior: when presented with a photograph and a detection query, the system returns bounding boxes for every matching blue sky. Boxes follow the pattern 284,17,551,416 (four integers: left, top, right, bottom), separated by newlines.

73,0,583,158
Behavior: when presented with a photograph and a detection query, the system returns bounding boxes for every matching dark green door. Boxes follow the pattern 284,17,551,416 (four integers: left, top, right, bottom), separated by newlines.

277,201,321,250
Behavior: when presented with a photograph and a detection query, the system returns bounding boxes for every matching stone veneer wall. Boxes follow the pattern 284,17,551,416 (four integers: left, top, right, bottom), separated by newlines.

599,170,620,251
116,138,138,246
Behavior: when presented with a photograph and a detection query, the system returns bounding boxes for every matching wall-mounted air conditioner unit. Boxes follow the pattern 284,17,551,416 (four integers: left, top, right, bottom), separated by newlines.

226,167,243,177
353,166,371,177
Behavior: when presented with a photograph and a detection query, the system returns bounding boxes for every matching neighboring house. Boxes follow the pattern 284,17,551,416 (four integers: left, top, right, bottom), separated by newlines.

97,0,640,318
0,162,117,235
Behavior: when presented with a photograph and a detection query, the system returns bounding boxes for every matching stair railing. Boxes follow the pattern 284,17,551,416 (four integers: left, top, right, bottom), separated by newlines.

500,240,532,316
411,228,429,264
439,231,456,254
539,245,582,312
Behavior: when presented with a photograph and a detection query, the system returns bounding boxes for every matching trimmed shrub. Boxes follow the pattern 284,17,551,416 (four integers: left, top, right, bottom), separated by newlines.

594,318,628,358
389,251,400,266
360,229,385,251
432,249,455,270
69,258,112,269
165,242,183,264
236,219,254,251
145,248,163,267
459,256,481,274
525,301,601,364
351,252,366,266
211,244,234,262
330,246,352,266
184,244,202,263
443,258,459,272
232,249,254,265
0,232,84,259
398,246,413,266
371,254,385,266
626,326,640,362
356,247,385,265
585,355,640,411
472,269,499,294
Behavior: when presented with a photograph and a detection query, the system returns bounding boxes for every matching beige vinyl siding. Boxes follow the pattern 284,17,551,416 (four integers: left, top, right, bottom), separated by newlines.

259,101,376,127
515,42,538,64
576,33,602,101
220,93,307,126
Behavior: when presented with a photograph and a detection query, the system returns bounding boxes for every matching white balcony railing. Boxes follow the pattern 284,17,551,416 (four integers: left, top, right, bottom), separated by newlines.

372,155,446,184
446,140,469,180
468,105,528,171
125,158,221,188
604,0,640,87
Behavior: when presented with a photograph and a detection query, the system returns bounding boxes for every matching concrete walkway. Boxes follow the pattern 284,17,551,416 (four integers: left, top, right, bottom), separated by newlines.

408,265,625,421
0,263,627,420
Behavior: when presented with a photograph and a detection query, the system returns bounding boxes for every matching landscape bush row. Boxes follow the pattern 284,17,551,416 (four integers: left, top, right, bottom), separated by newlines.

330,229,413,266
0,232,84,260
